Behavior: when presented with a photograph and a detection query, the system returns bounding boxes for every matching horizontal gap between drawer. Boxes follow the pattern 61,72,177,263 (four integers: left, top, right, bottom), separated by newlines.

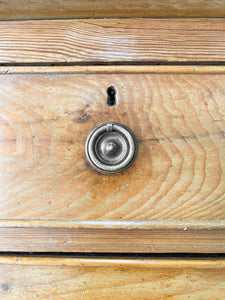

1,253,225,269
0,252,225,259
2,17,225,22
1,61,225,67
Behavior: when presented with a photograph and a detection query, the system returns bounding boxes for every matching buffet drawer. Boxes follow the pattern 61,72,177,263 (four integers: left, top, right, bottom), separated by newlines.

0,66,225,252
0,256,225,299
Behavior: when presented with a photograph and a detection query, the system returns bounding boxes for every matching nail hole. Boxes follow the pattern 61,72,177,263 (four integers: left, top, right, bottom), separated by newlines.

107,86,118,106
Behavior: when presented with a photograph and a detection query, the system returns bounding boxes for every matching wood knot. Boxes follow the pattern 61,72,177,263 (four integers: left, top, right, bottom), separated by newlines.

73,104,90,123
1,283,10,292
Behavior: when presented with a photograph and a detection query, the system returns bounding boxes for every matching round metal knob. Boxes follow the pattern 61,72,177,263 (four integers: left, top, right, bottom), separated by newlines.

85,122,137,174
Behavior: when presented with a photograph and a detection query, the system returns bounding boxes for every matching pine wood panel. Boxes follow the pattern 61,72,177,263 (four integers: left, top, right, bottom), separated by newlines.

0,256,225,299
1,68,225,252
1,0,225,19
1,18,225,63
1,71,225,221
1,65,225,75
0,220,225,253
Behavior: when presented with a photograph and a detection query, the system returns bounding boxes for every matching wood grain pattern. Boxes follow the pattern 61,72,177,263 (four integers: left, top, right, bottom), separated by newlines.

2,256,225,268
1,224,225,253
1,72,225,221
1,18,225,63
0,257,225,299
1,0,225,19
1,219,224,253
1,65,225,75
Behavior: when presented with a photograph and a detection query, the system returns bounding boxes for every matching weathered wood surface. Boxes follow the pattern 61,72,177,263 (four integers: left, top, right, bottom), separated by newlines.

1,65,225,75
1,18,225,63
1,72,225,221
1,0,225,19
0,256,225,299
0,221,225,252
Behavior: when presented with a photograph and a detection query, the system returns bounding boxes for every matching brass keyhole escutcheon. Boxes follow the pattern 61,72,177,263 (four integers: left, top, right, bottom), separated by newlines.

85,122,138,174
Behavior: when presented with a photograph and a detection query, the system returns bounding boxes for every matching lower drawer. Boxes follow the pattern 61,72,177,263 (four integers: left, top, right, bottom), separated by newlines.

0,256,225,299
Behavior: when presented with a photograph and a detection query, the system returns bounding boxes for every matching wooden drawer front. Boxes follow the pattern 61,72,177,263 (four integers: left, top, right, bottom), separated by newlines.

1,19,225,64
0,256,225,299
1,67,225,252
1,71,225,221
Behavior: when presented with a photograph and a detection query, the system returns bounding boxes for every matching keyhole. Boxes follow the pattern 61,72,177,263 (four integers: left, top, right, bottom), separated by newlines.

107,86,117,106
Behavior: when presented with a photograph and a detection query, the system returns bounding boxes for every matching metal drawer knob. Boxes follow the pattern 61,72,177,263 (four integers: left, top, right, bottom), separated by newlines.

85,122,137,174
